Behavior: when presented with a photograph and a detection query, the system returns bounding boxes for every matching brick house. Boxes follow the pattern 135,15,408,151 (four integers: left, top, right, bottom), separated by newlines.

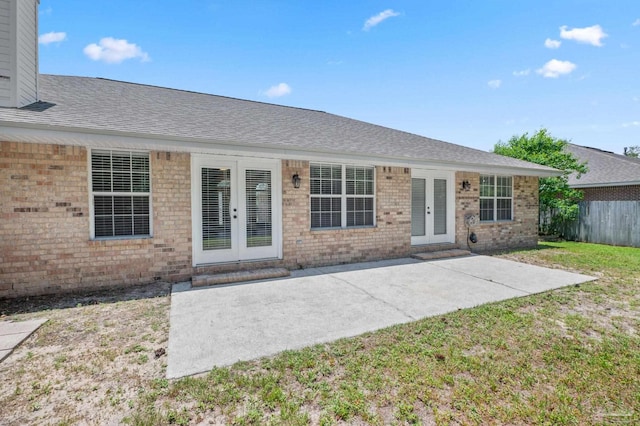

0,0,558,298
565,144,640,201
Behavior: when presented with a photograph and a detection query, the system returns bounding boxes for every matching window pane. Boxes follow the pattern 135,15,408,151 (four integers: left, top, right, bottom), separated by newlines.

480,198,494,222
94,196,113,216
497,198,512,221
310,179,321,195
411,178,426,236
114,216,133,236
132,173,150,192
95,216,113,237
92,171,111,192
91,150,150,238
331,212,341,227
332,180,341,194
433,179,447,235
111,153,131,171
133,196,149,215
134,215,150,235
480,175,494,197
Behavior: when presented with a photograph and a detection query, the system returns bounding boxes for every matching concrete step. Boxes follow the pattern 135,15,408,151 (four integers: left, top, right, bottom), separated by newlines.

412,249,471,261
192,267,290,287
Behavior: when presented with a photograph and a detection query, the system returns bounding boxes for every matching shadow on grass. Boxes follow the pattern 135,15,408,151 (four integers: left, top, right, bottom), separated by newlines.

481,241,559,257
0,282,171,316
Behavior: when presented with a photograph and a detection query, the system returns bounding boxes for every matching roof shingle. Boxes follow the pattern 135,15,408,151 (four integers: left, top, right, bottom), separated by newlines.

566,143,640,186
0,75,557,173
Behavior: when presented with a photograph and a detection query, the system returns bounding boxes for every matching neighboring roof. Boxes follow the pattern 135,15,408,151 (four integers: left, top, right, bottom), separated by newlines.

565,143,640,188
0,74,558,176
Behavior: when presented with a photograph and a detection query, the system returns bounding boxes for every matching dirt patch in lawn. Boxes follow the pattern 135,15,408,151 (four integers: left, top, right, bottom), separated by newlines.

0,282,171,425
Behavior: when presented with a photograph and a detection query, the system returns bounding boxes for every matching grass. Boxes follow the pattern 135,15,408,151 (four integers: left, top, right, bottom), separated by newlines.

124,241,639,425
1,241,637,424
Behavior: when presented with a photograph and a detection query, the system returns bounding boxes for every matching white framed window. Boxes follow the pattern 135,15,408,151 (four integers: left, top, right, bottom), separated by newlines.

310,163,375,229
480,175,513,222
90,150,151,238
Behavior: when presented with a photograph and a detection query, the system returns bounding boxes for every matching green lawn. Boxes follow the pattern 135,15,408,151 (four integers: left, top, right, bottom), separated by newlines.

128,242,639,425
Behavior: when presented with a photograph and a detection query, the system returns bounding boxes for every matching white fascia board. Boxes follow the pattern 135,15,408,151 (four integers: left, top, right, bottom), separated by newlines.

571,181,640,188
0,122,560,177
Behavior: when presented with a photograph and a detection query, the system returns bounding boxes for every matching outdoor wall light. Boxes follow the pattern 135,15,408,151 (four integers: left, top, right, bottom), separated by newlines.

469,232,478,244
461,180,471,191
292,173,301,189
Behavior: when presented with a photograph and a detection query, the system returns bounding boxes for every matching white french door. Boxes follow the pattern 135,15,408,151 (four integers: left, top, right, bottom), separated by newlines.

191,155,281,265
411,170,455,245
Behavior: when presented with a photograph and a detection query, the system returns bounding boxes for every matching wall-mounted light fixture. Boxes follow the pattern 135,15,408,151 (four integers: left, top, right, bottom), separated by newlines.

292,173,301,189
461,180,471,191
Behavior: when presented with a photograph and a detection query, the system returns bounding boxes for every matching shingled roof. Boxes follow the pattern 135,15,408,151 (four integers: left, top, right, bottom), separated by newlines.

565,143,640,187
0,74,558,175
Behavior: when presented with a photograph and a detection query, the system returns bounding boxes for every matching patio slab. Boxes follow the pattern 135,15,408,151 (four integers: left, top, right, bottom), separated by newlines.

167,255,596,378
0,318,48,363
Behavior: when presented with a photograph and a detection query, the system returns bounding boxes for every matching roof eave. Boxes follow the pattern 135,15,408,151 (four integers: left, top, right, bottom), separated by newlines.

571,181,640,188
0,121,561,177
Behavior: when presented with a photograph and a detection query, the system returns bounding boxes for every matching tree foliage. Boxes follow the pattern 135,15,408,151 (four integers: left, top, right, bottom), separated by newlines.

493,128,588,236
624,146,640,158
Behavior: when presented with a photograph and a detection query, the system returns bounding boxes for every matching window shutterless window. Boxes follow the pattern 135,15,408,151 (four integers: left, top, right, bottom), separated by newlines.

479,175,512,222
310,163,375,229
90,150,151,238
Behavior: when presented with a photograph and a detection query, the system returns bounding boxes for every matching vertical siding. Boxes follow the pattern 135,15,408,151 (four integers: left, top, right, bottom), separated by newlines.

0,0,38,108
0,0,12,106
15,0,37,106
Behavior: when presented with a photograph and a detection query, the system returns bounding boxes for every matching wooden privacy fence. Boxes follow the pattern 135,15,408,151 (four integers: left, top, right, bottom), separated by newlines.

563,201,640,248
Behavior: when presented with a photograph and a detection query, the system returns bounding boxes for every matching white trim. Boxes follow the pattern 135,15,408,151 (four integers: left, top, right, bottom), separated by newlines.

571,181,640,189
191,154,282,266
410,169,456,245
309,163,376,230
88,148,153,240
479,174,513,223
0,124,561,177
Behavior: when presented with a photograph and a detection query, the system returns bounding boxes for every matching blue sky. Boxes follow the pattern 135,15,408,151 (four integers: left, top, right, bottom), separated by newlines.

37,1,639,155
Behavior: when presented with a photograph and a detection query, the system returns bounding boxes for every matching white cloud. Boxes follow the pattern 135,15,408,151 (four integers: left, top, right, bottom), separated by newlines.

622,121,640,127
39,31,67,45
560,25,608,46
363,9,400,31
544,38,561,49
633,19,640,26
264,83,292,98
83,37,150,64
536,59,577,78
513,69,530,76
488,79,502,89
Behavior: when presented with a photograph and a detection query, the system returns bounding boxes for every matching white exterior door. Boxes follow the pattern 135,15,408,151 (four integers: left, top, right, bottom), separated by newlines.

192,155,281,265
411,170,455,245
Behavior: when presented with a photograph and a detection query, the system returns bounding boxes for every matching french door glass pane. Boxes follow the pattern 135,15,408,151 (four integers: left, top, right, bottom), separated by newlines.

202,168,231,250
246,170,272,247
411,178,426,236
433,179,447,235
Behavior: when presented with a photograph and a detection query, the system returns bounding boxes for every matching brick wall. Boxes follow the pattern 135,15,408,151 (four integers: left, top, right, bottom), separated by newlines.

1,141,541,298
281,161,411,268
580,185,640,201
454,172,539,252
0,142,192,298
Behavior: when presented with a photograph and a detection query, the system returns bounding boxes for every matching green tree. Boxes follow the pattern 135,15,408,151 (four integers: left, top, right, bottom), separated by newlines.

624,146,639,158
494,128,588,236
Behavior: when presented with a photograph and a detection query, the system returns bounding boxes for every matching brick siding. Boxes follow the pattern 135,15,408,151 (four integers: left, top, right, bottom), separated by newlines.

281,161,411,268
580,185,640,201
454,172,539,251
0,142,192,298
1,141,540,297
